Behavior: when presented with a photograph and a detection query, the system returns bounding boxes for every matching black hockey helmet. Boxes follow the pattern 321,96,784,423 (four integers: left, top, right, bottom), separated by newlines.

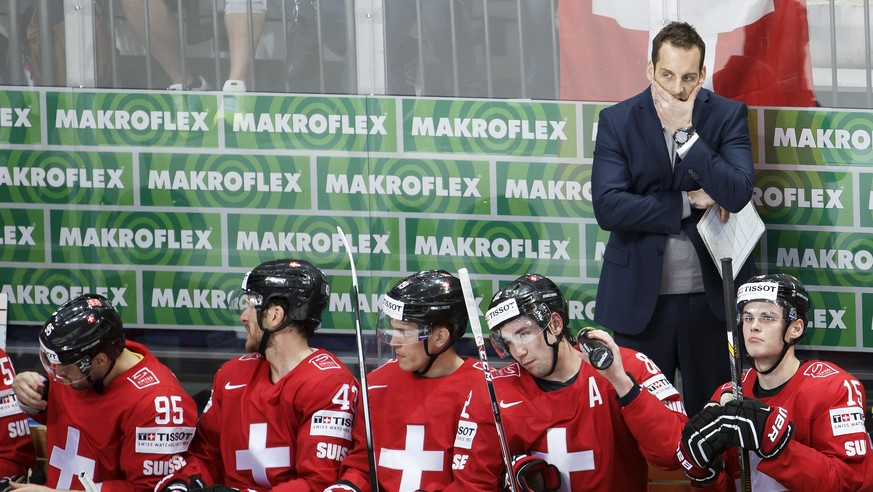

736,273,810,333
378,270,468,344
485,274,568,332
485,274,569,366
241,259,330,333
39,294,125,383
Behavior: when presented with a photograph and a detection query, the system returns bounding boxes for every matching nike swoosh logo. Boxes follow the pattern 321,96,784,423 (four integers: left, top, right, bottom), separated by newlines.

368,385,388,390
499,400,522,409
224,382,246,390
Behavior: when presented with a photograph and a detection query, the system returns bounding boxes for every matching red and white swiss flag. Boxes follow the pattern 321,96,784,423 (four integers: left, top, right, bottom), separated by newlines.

558,0,816,106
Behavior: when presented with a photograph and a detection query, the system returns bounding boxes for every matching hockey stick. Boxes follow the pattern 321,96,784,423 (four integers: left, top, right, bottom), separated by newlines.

78,472,99,492
337,226,379,492
457,268,518,492
720,258,752,492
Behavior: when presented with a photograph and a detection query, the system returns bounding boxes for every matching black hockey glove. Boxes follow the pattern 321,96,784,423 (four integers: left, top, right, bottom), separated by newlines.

323,480,362,492
681,403,732,469
506,454,561,492
722,398,794,459
676,441,724,487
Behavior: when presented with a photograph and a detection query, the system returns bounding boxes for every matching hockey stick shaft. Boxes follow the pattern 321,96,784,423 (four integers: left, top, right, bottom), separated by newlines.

720,258,752,492
458,268,518,492
337,226,379,492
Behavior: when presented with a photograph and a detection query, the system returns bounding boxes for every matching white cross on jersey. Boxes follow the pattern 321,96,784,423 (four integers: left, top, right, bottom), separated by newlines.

235,423,290,487
379,424,444,491
592,0,776,90
49,427,96,489
533,428,594,492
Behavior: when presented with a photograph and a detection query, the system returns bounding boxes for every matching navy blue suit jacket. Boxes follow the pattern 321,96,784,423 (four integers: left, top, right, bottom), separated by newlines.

591,87,756,336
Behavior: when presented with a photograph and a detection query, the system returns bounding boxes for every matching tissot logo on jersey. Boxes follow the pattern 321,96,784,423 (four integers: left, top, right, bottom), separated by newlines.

135,426,195,454
236,232,390,254
411,116,567,140
310,410,353,441
56,109,208,131
148,170,302,192
0,167,124,189
414,236,570,260
59,227,212,250
453,421,478,450
642,375,679,401
0,389,22,418
830,407,866,436
231,112,387,134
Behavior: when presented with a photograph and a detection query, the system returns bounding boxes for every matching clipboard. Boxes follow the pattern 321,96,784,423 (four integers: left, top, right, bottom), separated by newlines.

696,201,765,279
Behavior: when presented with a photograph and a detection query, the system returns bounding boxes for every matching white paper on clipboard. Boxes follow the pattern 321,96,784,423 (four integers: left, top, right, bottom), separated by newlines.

696,201,765,279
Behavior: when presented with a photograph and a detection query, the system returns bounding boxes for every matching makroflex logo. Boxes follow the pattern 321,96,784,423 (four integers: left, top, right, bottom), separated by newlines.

0,107,32,128
325,173,481,197
411,116,567,141
773,126,873,150
0,284,127,306
414,236,570,260
56,109,208,131
236,231,390,254
148,170,302,192
231,112,387,135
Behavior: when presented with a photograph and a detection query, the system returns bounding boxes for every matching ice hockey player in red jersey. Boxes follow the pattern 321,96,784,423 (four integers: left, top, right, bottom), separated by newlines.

679,273,873,491
12,293,197,491
157,259,360,491
482,274,688,491
0,348,35,481
325,270,500,492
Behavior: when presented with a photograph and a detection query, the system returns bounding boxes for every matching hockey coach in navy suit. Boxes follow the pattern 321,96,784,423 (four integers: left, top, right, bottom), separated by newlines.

591,21,756,415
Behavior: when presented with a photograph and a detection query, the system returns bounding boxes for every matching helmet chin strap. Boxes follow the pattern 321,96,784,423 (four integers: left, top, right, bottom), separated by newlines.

541,324,563,378
415,334,453,377
87,356,118,394
751,320,793,376
256,310,294,356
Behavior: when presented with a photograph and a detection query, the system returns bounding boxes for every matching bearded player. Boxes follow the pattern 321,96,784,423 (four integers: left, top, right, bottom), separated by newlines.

157,259,359,491
12,294,197,491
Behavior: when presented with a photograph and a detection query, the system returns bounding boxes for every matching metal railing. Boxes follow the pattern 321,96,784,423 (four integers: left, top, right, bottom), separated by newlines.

1,1,872,106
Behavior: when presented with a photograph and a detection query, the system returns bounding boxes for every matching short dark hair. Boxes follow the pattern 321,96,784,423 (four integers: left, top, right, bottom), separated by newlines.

651,21,705,72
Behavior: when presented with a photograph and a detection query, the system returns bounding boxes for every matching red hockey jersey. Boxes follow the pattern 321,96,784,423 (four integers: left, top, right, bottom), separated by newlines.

166,349,359,490
0,349,35,478
703,360,873,491
338,357,500,491
486,347,687,491
36,341,196,491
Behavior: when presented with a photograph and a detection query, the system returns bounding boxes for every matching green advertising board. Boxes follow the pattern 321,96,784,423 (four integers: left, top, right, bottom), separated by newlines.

0,88,870,352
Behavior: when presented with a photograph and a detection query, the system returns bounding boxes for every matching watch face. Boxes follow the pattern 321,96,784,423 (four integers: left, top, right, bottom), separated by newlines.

675,130,688,144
